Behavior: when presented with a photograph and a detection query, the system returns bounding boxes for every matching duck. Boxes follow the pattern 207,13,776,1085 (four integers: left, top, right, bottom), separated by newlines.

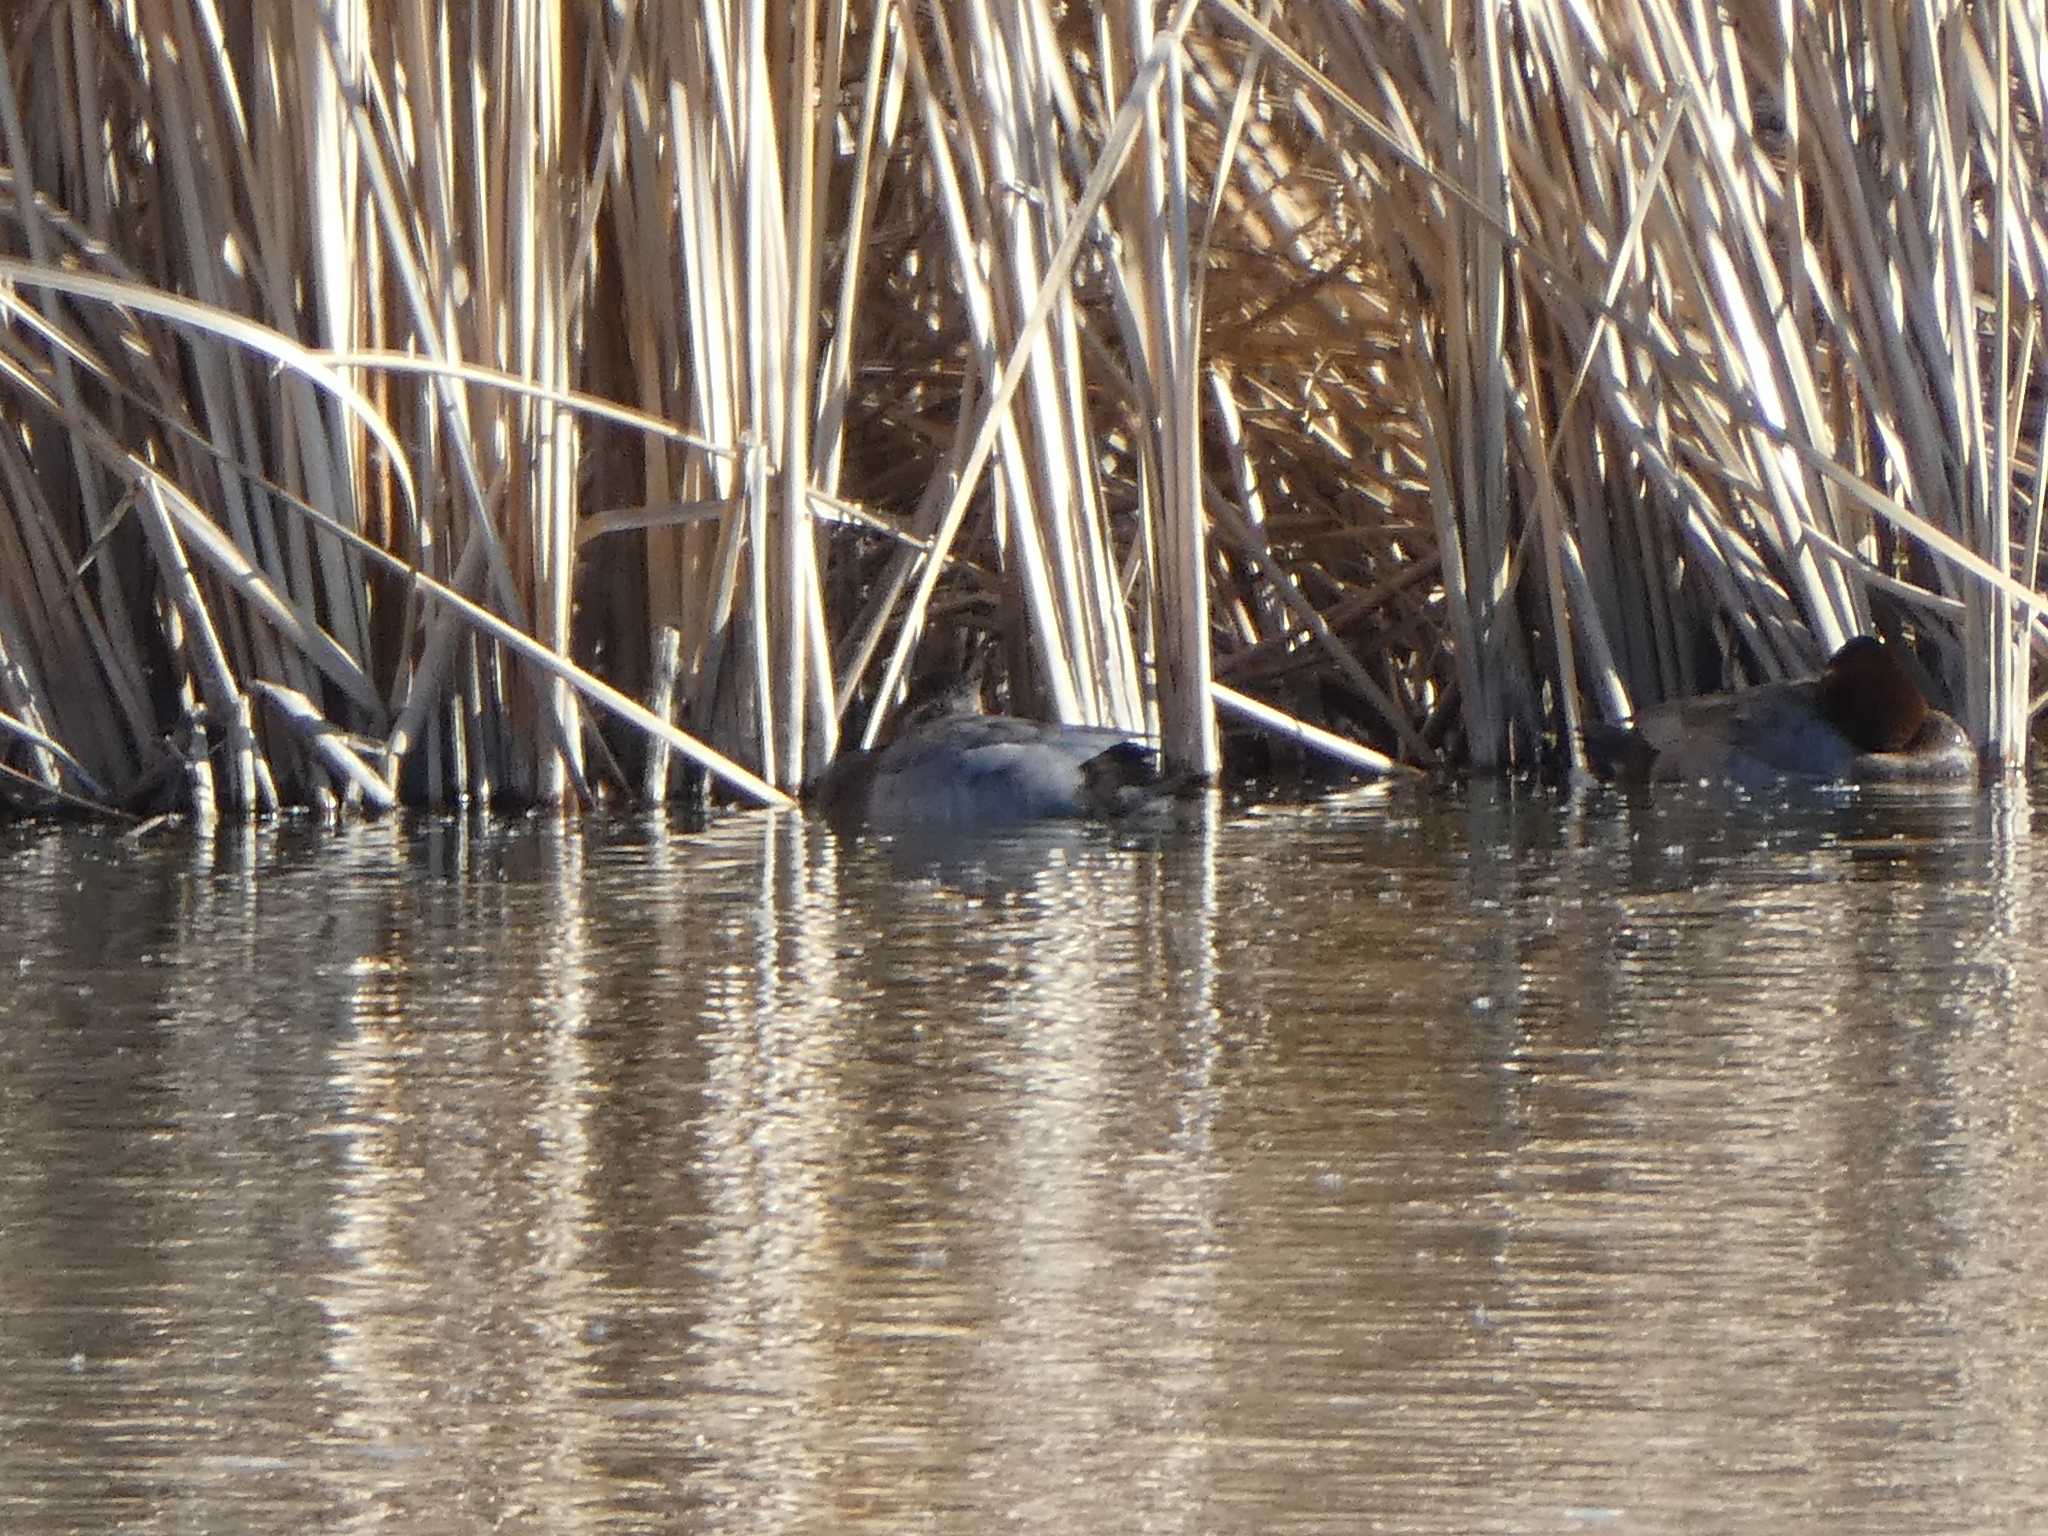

1583,635,1977,786
806,677,1204,831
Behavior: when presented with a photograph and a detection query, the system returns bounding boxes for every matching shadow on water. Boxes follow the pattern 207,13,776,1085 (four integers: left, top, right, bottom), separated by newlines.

0,780,2045,1532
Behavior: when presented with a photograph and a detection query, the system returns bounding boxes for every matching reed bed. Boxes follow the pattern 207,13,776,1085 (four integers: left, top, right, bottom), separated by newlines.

0,0,2041,820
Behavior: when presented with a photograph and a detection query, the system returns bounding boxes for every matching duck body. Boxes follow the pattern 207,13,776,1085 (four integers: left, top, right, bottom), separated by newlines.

1584,636,1977,787
808,705,1193,831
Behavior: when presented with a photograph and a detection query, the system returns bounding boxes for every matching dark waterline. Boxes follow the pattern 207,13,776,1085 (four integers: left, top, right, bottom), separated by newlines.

2,782,2046,1533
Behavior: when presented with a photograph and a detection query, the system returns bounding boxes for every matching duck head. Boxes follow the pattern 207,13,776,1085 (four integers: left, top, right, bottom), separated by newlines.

898,671,985,730
803,670,986,827
1816,636,1929,753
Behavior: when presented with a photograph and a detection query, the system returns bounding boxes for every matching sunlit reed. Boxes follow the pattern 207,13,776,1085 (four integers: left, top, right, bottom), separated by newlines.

0,1,2039,818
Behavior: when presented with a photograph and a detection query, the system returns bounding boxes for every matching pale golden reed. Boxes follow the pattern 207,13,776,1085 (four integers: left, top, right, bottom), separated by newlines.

0,2,2038,820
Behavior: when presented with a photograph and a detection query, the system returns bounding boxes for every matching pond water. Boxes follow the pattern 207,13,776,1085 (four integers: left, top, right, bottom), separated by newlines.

2,780,2046,1534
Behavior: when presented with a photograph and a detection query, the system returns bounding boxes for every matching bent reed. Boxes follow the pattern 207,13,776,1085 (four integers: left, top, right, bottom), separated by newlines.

0,2,2040,822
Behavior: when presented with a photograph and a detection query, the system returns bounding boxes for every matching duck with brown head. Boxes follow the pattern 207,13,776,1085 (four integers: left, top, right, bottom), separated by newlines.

1584,635,1977,787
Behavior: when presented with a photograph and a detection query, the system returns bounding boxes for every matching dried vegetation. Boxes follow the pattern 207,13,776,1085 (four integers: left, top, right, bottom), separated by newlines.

0,1,2041,820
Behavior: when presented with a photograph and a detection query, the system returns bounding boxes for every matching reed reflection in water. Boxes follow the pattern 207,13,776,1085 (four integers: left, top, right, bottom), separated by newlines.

0,783,2045,1534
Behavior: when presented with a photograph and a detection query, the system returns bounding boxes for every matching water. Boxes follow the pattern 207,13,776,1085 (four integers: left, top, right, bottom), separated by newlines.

2,781,2045,1533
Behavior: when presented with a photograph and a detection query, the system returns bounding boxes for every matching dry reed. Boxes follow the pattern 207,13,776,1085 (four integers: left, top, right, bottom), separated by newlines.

0,1,2041,820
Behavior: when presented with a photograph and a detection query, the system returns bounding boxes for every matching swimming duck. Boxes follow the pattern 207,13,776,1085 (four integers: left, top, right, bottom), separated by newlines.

1583,635,1977,786
807,681,1202,830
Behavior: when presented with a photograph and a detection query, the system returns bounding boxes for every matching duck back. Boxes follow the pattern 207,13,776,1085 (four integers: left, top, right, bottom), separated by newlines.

1632,678,1863,783
860,715,1145,829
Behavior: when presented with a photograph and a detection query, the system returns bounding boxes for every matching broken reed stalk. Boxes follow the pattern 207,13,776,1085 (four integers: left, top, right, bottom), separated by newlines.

0,0,2041,822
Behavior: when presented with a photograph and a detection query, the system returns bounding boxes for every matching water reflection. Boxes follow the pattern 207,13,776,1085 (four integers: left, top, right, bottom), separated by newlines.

0,785,2043,1532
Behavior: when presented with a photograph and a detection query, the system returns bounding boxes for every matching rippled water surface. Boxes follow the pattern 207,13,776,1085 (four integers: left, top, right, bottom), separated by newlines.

3,781,2047,1533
